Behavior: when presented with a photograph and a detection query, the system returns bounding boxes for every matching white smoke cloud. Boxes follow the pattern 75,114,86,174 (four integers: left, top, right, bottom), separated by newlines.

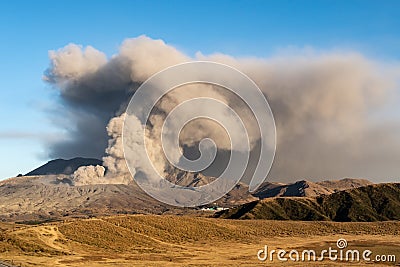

120,35,190,82
45,43,107,83
73,165,105,185
103,115,128,174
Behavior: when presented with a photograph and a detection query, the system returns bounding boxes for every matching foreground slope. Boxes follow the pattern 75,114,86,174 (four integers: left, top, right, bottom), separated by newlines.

0,215,399,266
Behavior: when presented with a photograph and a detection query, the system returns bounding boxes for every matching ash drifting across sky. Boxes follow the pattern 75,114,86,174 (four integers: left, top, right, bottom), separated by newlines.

43,35,400,184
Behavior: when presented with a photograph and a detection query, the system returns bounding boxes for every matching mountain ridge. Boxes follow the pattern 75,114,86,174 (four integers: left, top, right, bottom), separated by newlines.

0,159,388,222
216,183,400,222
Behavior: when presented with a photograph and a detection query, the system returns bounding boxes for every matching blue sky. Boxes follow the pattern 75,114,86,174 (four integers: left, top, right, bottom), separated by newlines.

0,0,400,179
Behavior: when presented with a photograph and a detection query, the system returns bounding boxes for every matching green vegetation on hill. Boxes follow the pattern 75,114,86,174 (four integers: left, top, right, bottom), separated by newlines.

320,183,400,221
218,183,400,222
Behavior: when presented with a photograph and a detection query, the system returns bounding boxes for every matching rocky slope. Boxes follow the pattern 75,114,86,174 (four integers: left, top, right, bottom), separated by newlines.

0,174,256,222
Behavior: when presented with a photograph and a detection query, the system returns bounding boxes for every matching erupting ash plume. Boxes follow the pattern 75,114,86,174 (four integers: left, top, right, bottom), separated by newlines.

43,35,400,185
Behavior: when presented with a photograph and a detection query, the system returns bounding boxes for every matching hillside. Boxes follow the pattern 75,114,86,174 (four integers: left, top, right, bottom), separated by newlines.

0,181,175,222
0,175,255,222
320,183,400,221
218,183,400,222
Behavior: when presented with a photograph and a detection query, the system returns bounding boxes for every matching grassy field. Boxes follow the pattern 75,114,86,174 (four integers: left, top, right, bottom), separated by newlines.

0,215,399,266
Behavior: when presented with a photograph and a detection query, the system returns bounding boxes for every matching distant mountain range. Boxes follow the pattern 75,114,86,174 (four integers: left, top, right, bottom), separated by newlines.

1,158,397,222
253,178,373,198
23,157,372,198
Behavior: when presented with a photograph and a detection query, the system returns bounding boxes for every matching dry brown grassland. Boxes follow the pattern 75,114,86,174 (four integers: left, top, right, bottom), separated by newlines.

0,215,399,266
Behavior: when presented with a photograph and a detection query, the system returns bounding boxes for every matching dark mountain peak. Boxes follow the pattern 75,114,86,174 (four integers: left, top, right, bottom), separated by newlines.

294,180,310,186
25,157,102,176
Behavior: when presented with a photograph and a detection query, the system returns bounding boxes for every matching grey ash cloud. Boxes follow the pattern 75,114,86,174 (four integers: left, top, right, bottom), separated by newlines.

43,36,400,184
